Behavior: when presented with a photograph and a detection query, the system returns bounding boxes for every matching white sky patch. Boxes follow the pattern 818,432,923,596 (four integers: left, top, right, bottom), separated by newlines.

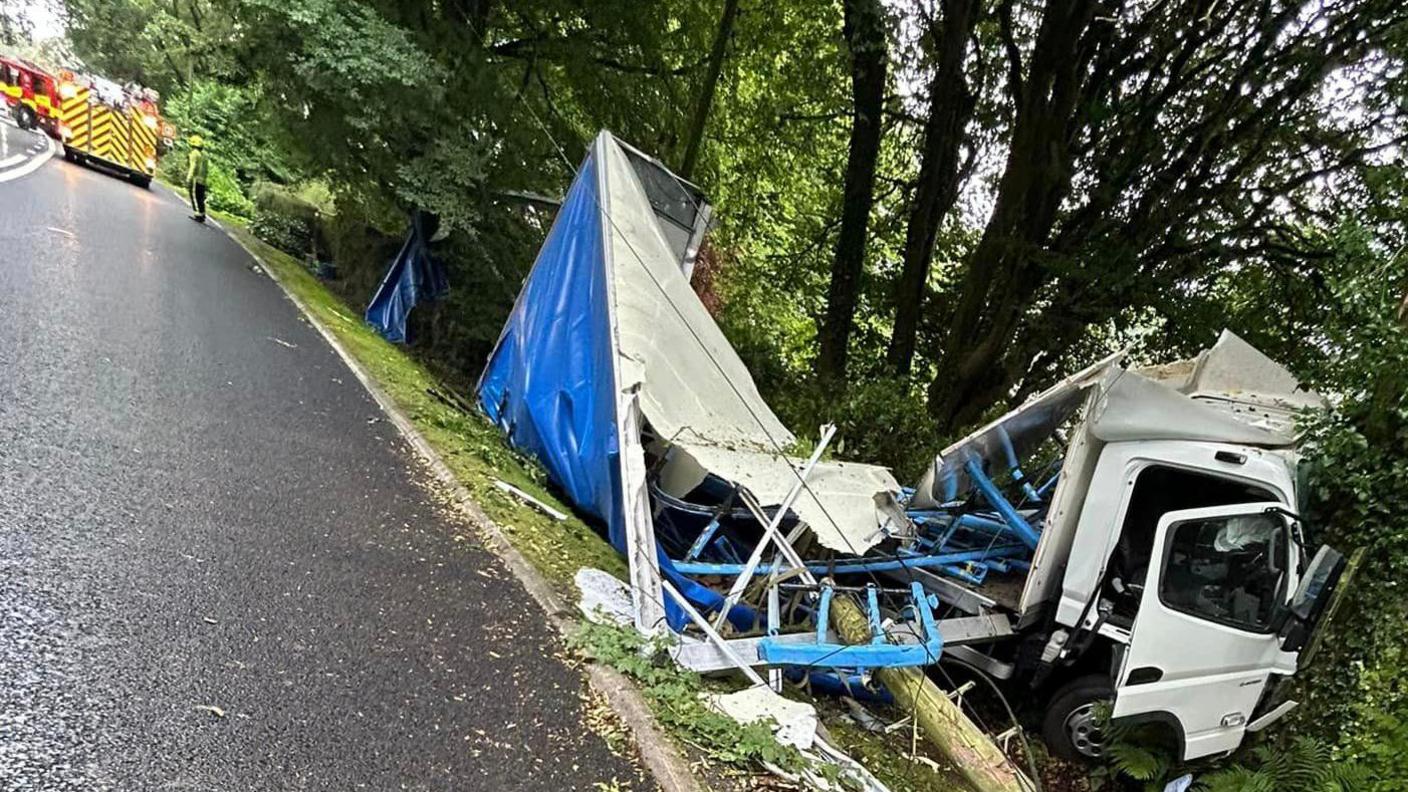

9,0,65,42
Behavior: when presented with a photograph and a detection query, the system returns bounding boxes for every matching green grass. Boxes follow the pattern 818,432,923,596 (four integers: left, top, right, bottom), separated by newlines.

216,213,628,590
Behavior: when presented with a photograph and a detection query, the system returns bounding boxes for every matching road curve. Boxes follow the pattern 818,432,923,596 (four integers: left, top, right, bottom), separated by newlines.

0,148,649,790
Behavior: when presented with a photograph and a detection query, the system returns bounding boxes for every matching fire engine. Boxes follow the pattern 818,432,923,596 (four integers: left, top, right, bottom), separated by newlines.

0,55,60,136
55,70,174,189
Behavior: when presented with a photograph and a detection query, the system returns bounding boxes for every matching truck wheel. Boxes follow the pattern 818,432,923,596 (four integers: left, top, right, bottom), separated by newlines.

16,106,36,130
1041,674,1114,762
130,173,152,189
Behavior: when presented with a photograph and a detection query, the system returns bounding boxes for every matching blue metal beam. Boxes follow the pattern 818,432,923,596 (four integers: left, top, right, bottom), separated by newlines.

963,457,1042,549
669,544,1029,577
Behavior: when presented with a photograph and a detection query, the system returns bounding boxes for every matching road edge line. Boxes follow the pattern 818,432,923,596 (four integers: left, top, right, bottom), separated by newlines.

215,223,703,792
0,132,56,184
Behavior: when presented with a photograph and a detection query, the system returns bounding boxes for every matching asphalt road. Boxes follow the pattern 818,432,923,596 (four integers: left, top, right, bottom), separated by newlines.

0,128,649,791
0,117,55,182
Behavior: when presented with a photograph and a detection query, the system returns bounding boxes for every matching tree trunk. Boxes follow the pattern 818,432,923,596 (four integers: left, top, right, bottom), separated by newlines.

829,594,1026,792
926,0,1098,431
887,0,980,375
817,0,889,383
679,0,741,180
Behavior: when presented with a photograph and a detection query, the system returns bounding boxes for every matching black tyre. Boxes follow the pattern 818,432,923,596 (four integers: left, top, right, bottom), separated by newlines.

1041,674,1114,762
16,106,36,130
131,173,152,189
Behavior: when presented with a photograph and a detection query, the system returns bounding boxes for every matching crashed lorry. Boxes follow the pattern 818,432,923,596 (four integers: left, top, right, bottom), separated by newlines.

478,131,1348,771
890,335,1347,762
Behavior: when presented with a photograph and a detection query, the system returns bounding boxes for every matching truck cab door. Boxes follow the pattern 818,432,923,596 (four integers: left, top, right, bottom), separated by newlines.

1113,502,1296,760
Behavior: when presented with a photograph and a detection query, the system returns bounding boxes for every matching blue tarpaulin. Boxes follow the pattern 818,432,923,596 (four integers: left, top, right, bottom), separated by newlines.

477,139,747,632
365,210,449,343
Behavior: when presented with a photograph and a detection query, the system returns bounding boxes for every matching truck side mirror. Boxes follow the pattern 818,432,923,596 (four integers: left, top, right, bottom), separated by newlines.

1279,546,1347,654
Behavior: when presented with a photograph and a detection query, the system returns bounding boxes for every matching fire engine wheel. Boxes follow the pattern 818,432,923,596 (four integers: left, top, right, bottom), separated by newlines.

1042,674,1114,762
130,173,152,189
14,105,36,130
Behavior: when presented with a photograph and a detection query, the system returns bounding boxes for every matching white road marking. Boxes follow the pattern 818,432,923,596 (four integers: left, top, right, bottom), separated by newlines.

0,132,55,183
0,154,21,168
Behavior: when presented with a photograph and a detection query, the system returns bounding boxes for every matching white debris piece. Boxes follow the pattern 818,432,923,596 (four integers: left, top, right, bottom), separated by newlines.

574,568,634,627
1164,774,1194,792
702,685,819,750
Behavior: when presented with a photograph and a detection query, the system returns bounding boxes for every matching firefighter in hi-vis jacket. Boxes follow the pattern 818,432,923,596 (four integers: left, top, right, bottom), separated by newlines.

187,135,209,223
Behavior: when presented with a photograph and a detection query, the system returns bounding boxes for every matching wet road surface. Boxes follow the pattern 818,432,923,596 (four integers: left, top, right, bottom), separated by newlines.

0,117,54,183
0,131,648,791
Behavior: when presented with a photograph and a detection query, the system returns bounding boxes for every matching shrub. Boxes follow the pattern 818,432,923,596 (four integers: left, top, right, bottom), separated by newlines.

250,208,312,256
1281,228,1408,792
205,161,254,217
249,181,323,256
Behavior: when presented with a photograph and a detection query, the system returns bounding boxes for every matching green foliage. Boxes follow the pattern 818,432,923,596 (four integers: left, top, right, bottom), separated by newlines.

569,622,802,772
1104,741,1172,785
204,161,255,217
250,207,311,254
1100,733,1366,792
248,181,322,254
1277,229,1408,792
1198,737,1369,792
161,80,293,183
766,373,941,482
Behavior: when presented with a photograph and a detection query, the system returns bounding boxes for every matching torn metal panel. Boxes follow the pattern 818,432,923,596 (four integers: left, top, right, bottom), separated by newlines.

911,352,1120,510
1089,370,1297,447
602,136,793,452
1143,329,1327,437
661,442,905,554
601,137,900,553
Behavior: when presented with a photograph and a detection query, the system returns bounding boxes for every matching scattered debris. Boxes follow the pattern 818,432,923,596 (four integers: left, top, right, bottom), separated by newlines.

202,616,218,625
46,226,75,238
1164,775,1194,792
576,568,634,627
193,704,226,718
267,336,297,349
703,686,818,751
493,479,568,521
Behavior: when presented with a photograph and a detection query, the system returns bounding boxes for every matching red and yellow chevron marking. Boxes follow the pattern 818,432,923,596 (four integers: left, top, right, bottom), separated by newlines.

60,85,161,177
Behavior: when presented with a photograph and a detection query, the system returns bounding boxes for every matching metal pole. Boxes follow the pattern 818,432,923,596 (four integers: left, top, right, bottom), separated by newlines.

710,424,836,630
661,580,767,687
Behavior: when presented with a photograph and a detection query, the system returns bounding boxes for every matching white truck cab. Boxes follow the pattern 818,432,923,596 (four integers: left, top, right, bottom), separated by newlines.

906,332,1349,762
